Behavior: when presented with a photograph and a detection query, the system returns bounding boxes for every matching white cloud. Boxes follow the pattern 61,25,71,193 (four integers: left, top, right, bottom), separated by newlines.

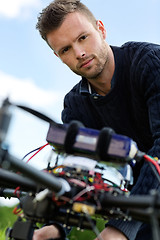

0,70,62,110
0,0,41,18
0,70,63,168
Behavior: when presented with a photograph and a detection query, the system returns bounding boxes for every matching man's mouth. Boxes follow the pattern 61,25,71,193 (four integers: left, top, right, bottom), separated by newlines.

80,58,94,68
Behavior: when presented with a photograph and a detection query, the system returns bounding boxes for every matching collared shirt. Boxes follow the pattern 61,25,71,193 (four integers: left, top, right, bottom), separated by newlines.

79,77,101,100
79,73,116,100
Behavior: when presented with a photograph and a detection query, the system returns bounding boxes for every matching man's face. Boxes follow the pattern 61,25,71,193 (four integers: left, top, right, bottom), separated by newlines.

47,12,108,80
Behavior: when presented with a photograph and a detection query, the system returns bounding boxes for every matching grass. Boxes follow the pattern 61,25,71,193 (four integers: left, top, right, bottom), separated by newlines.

0,206,17,239
68,218,106,240
0,205,106,240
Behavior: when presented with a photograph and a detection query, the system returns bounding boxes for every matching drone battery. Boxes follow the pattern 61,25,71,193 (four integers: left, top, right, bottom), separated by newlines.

46,123,99,154
46,123,138,162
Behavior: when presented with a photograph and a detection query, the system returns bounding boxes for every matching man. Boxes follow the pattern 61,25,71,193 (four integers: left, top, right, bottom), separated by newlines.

34,0,160,239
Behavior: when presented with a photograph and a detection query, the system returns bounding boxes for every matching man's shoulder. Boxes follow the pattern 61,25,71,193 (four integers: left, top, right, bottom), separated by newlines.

118,41,160,69
121,41,160,49
64,80,82,100
121,41,160,57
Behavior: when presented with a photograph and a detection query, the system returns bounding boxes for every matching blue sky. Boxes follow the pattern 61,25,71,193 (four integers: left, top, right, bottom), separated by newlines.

0,0,160,204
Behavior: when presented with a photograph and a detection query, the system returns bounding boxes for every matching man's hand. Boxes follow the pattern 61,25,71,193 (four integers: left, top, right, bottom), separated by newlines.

32,225,61,240
95,226,128,240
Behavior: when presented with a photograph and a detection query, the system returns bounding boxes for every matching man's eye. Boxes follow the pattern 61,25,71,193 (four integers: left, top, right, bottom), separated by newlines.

80,35,87,41
62,47,69,54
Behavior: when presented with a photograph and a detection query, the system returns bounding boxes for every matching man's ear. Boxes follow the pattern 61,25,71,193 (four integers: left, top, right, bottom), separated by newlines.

96,20,107,39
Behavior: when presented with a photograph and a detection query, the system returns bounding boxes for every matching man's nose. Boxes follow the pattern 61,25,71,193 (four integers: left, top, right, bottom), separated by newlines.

74,46,86,59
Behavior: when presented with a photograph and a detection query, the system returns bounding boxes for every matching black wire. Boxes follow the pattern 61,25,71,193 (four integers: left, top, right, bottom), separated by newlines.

22,147,41,160
84,213,104,240
147,161,160,184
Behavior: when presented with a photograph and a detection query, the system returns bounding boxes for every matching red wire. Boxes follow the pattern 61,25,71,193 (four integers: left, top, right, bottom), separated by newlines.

144,154,160,175
14,186,21,198
26,143,49,163
13,143,49,200
13,206,22,215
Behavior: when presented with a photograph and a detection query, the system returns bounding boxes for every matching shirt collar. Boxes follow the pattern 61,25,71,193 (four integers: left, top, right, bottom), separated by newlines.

79,69,116,96
80,77,98,95
80,77,90,94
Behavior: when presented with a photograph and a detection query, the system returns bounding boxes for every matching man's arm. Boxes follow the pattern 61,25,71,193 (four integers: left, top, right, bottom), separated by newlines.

95,227,128,240
32,225,127,240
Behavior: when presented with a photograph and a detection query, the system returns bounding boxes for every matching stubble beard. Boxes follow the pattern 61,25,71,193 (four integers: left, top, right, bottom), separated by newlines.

72,45,109,81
